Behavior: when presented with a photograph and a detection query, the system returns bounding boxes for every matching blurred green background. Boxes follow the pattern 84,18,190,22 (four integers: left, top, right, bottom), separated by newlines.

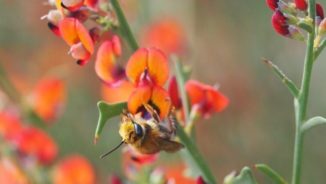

1,0,326,183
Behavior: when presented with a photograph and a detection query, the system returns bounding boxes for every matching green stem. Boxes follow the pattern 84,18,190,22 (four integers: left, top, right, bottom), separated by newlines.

176,124,217,184
110,0,139,52
314,38,326,60
292,1,315,183
109,0,217,182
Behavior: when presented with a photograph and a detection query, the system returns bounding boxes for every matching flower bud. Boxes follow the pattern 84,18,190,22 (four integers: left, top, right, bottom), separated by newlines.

288,26,305,41
43,9,63,25
294,0,307,11
266,0,279,11
272,10,290,36
316,3,325,19
61,0,84,11
69,42,91,65
318,18,326,35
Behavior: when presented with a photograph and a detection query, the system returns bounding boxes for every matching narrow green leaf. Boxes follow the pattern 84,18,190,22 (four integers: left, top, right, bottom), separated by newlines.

94,101,126,143
255,164,288,184
301,116,326,133
224,167,257,184
172,56,190,123
263,59,299,98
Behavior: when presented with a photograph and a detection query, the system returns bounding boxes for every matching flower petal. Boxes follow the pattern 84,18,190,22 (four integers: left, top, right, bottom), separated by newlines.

206,86,229,113
126,48,148,84
59,18,79,45
185,80,205,105
128,85,152,114
147,48,169,86
101,80,134,103
168,76,181,109
95,39,123,83
151,86,171,119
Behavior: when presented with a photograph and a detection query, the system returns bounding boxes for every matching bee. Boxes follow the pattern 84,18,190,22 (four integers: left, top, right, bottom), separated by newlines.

101,105,184,158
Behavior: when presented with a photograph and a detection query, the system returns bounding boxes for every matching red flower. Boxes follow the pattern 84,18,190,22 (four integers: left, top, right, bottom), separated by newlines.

61,0,84,11
29,78,66,122
163,164,198,184
52,155,95,184
294,0,307,11
266,0,279,11
186,80,229,118
12,127,58,165
0,111,23,141
271,10,289,36
58,17,94,65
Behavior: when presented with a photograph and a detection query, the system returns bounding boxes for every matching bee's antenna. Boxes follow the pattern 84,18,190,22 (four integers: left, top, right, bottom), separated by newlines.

100,141,124,159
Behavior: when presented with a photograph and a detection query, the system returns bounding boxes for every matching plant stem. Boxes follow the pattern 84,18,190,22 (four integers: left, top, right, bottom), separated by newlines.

292,1,315,183
110,0,139,52
176,124,217,184
109,0,217,182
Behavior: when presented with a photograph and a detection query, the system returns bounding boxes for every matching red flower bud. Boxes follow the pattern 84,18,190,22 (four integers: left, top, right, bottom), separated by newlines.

266,0,279,11
295,0,307,11
316,3,325,19
271,10,289,36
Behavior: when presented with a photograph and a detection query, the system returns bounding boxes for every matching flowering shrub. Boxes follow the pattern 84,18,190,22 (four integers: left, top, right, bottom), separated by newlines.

0,0,326,183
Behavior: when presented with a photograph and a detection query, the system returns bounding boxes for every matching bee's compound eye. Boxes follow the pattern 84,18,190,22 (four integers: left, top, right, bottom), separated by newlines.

134,124,143,137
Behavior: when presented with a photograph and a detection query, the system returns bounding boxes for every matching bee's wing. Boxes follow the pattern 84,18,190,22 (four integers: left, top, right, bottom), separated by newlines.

157,138,184,153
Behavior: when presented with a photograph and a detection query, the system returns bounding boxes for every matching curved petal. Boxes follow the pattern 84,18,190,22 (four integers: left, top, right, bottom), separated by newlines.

168,76,181,108
95,41,119,83
76,20,94,54
101,80,134,103
151,86,171,119
206,88,229,113
58,18,79,45
126,48,148,84
185,80,205,105
84,0,99,10
147,48,169,86
128,85,152,114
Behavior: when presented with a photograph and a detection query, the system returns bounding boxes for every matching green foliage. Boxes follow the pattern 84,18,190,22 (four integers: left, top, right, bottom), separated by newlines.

255,164,288,184
94,101,126,142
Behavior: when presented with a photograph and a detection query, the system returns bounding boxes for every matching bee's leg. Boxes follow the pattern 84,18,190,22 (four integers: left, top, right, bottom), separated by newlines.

143,103,161,122
167,108,177,136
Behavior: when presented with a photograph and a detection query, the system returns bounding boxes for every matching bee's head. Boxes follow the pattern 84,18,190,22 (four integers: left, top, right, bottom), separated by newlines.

119,115,144,144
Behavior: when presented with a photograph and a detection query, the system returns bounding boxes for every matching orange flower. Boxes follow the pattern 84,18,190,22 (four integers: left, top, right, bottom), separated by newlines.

52,155,95,184
142,19,186,55
126,48,169,86
30,78,65,123
58,17,94,65
95,35,124,84
12,127,58,165
186,80,229,118
125,48,171,119
0,111,23,141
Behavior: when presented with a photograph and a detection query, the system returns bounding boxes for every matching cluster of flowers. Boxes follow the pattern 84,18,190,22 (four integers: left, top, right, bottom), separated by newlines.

43,0,229,183
266,0,326,44
0,78,96,183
